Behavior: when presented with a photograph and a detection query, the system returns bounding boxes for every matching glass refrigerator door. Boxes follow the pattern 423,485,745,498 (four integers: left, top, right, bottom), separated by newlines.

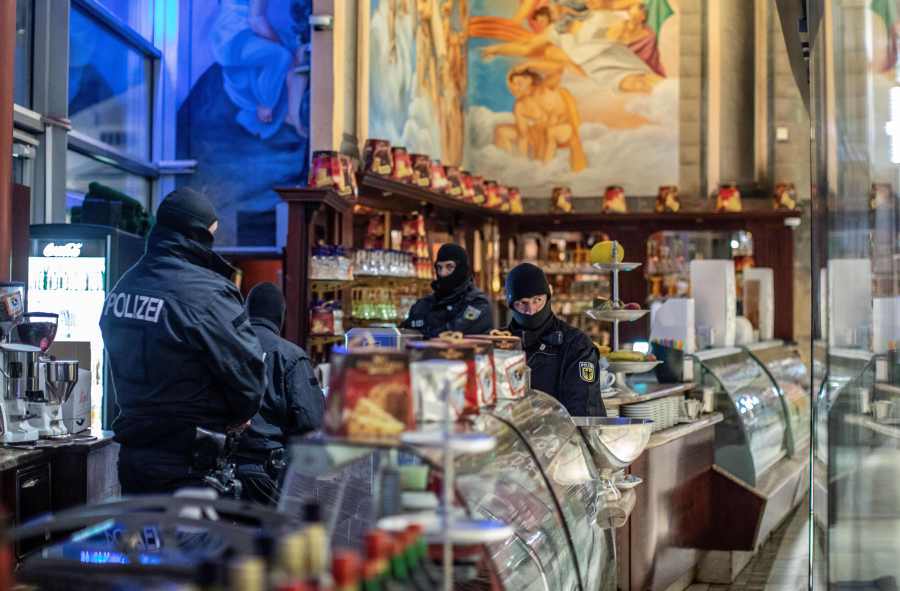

28,242,107,429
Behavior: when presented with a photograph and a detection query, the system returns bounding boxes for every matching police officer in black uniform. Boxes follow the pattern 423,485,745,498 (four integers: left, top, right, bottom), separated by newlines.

100,188,267,495
506,262,607,417
235,282,325,505
401,244,493,338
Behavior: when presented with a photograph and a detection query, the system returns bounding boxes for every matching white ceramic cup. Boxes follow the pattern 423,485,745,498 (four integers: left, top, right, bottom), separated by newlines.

681,399,702,420
873,400,893,422
598,369,616,390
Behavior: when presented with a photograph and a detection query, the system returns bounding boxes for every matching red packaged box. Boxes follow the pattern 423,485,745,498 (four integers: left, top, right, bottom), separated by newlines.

468,332,527,401
508,187,524,214
309,151,347,194
325,347,414,439
430,161,448,192
363,139,393,175
460,171,475,202
484,181,502,209
471,176,487,205
407,336,495,413
410,154,432,187
391,147,413,181
444,166,463,197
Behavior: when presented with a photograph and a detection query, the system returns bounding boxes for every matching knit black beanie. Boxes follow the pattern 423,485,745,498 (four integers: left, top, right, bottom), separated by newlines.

505,262,551,304
246,282,286,331
156,187,218,244
432,243,470,298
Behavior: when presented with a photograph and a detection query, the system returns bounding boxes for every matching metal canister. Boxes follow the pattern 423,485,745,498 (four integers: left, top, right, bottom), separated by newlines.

410,154,432,187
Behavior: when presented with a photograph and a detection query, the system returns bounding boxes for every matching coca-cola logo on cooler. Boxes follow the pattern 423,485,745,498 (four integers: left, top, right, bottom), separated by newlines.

42,242,83,257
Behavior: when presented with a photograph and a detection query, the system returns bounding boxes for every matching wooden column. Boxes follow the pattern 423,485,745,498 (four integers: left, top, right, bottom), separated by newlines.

0,0,16,280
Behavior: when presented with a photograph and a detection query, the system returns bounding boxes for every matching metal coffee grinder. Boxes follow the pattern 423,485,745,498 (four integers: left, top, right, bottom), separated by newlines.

13,313,78,439
0,343,41,443
0,283,41,443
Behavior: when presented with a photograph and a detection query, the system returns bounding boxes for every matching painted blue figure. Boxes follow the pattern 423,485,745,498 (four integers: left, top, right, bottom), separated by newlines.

212,0,310,139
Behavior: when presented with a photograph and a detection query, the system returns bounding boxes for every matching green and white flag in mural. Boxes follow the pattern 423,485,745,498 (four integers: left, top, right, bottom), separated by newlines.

645,0,674,36
871,0,898,27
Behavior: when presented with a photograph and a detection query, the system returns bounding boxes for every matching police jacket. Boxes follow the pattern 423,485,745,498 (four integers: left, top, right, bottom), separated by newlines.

238,318,325,455
100,227,267,452
401,279,493,339
509,313,607,417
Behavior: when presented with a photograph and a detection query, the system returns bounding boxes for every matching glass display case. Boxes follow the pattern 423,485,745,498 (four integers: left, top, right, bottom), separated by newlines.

645,230,752,304
693,348,788,487
746,342,812,456
279,392,617,591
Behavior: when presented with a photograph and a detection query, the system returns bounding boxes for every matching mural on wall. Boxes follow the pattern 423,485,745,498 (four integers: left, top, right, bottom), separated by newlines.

176,0,311,246
465,0,679,196
368,0,471,165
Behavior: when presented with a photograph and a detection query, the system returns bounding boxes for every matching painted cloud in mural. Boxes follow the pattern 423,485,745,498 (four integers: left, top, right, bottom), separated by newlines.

369,0,442,157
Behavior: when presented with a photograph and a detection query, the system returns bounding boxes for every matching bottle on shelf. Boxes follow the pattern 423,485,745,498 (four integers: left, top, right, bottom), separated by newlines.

362,559,384,591
403,525,441,587
332,550,362,591
302,502,330,586
228,556,266,591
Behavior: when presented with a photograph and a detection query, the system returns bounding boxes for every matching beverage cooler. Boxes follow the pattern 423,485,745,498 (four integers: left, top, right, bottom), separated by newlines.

27,224,145,429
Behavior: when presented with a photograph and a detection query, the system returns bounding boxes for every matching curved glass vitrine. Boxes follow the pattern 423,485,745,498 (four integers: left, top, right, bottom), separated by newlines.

746,341,812,456
693,348,788,487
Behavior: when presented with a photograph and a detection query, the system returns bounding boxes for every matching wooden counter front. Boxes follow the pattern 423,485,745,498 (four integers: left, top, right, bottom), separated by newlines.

617,413,723,591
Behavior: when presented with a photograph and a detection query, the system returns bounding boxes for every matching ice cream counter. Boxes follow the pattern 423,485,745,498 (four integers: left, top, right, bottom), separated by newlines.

280,388,724,591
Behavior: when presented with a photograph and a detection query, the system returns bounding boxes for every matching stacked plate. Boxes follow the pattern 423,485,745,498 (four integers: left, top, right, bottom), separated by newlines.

621,397,681,432
606,407,620,418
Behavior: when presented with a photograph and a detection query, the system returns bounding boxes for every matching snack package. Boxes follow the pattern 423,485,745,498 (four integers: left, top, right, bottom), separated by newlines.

363,139,393,175
410,359,469,422
445,166,463,197
508,187,524,214
410,154,432,187
407,335,494,413
325,347,414,439
430,161,449,192
469,332,528,400
309,151,347,194
391,147,413,181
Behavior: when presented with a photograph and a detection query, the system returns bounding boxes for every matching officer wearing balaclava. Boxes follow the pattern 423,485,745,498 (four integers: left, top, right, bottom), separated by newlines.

100,188,266,494
235,282,324,505
401,243,493,339
505,262,607,417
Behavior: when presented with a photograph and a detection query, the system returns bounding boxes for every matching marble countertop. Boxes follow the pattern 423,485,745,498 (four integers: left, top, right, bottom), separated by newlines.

0,430,116,471
646,412,723,449
604,382,695,408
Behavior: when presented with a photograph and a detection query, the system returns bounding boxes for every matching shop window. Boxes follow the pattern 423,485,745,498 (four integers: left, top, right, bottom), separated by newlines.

14,0,33,108
96,0,155,41
68,5,153,160
66,150,151,214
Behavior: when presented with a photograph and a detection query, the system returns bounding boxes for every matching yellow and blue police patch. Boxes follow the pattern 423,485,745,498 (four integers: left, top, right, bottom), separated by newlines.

579,361,595,383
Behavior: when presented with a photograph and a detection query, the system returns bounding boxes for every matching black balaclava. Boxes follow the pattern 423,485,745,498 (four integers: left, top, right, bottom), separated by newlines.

246,282,286,332
155,187,219,246
432,243,470,299
506,262,552,330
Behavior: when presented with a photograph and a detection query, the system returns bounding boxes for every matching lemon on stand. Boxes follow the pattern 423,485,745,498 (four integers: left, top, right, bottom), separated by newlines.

590,241,625,264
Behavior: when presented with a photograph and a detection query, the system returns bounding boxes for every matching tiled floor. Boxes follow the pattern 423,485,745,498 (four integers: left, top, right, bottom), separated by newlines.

687,503,814,591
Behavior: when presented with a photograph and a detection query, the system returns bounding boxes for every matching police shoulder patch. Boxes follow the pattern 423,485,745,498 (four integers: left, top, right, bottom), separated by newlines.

463,305,482,321
579,361,596,383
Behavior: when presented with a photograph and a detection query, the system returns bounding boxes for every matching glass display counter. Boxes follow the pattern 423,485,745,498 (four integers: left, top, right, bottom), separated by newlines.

279,392,617,591
693,348,788,487
745,341,811,455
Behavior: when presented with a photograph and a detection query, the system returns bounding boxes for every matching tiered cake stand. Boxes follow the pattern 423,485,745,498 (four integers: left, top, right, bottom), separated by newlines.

587,244,661,397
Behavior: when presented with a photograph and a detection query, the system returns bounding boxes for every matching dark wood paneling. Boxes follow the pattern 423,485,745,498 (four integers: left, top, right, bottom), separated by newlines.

628,425,716,591
10,184,30,283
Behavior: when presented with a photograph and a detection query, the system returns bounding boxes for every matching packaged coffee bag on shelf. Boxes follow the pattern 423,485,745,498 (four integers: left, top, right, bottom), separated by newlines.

407,333,495,414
